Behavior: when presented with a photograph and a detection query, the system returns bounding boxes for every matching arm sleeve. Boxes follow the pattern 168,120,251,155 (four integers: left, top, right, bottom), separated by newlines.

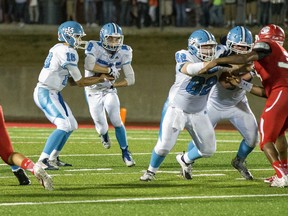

84,54,96,71
66,64,82,82
122,64,135,86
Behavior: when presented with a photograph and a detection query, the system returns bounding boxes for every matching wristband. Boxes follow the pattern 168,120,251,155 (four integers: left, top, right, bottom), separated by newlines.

239,79,253,92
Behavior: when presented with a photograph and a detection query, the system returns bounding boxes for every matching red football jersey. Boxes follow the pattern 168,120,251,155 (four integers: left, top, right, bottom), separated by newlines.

253,39,288,97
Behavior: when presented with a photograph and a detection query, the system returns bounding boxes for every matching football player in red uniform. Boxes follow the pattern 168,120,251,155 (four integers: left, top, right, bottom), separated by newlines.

0,106,53,190
199,24,288,187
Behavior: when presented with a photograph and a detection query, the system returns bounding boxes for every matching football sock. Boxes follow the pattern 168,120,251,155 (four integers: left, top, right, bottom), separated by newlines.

10,165,20,172
42,129,67,158
115,125,128,149
150,149,166,169
187,141,196,152
237,139,254,159
21,158,35,173
186,146,202,163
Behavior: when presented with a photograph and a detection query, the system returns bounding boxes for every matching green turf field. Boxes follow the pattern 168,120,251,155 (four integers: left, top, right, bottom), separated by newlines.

1,126,288,216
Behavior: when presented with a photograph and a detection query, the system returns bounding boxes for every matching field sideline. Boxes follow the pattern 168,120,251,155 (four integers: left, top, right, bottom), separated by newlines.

0,125,288,216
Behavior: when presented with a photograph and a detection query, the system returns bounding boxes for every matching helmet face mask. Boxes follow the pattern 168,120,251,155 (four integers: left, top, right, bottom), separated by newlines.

58,21,87,49
100,23,124,52
188,30,217,62
256,24,285,47
226,26,253,54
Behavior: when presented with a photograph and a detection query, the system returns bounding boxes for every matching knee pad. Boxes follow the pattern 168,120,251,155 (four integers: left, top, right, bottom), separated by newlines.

54,118,77,132
154,147,169,157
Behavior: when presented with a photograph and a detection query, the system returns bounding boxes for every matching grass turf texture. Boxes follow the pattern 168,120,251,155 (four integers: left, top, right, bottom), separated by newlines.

0,126,288,216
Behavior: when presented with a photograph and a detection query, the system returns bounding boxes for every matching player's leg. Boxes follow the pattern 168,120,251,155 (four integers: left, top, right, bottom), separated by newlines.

140,104,181,181
105,93,135,166
0,106,30,185
49,99,77,167
230,102,258,180
260,89,288,187
33,88,71,170
86,92,110,149
0,106,52,190
177,110,216,179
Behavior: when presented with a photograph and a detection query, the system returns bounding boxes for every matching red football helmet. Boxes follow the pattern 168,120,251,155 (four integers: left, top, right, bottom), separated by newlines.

256,24,285,46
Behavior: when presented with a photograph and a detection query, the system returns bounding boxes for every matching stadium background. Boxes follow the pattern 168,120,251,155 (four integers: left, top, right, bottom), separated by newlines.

0,23,270,126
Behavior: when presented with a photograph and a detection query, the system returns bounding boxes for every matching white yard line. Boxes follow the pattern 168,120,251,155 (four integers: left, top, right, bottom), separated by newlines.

1,194,288,206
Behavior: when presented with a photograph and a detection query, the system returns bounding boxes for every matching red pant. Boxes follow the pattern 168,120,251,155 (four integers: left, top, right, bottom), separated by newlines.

0,105,14,163
259,87,288,150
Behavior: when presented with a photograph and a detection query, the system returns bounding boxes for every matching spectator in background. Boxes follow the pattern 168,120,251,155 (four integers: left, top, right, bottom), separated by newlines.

175,0,187,27
224,0,236,27
7,0,16,23
120,0,132,26
102,0,115,23
66,0,77,21
210,0,224,27
83,0,98,27
200,0,211,27
136,0,150,28
271,0,285,25
259,0,270,26
246,0,257,25
15,0,27,27
149,0,158,26
28,0,39,24
160,0,173,26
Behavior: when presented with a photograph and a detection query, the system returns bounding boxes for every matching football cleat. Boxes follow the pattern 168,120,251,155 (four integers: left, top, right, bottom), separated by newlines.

33,162,54,191
13,168,31,185
264,174,276,183
56,157,72,167
140,170,156,181
41,158,59,170
270,175,288,188
100,134,111,149
176,154,192,180
231,156,253,180
122,147,135,167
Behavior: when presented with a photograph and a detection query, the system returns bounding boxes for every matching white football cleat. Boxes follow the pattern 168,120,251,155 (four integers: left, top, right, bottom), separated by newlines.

33,162,54,191
270,175,288,188
176,154,192,180
140,170,155,181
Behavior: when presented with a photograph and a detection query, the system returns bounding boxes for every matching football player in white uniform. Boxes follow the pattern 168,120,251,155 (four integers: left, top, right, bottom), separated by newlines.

206,26,259,180
140,29,222,181
84,23,136,167
34,21,112,170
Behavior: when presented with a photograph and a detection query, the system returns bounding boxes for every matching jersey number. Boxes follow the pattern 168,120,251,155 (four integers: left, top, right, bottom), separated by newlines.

186,75,217,95
44,52,53,68
66,53,76,62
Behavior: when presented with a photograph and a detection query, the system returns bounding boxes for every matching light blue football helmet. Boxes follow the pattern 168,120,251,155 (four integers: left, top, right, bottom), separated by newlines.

226,26,253,54
58,21,86,49
100,22,124,52
188,29,217,61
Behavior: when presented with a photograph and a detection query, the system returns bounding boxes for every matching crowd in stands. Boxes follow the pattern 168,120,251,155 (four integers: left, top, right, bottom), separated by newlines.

0,0,288,28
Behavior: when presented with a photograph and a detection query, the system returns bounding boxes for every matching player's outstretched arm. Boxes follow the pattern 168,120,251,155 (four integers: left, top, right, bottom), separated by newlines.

76,74,114,87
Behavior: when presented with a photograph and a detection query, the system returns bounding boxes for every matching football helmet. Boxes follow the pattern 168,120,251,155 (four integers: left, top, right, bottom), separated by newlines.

100,22,124,52
257,24,285,46
58,21,86,49
226,26,253,54
188,29,217,61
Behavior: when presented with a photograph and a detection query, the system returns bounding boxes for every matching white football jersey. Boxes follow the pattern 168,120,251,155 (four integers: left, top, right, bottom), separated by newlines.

208,44,247,109
84,41,132,92
37,43,81,91
168,49,219,113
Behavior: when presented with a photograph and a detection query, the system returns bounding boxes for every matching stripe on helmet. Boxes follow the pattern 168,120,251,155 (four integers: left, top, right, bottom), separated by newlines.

240,26,246,42
112,23,117,34
203,29,212,40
